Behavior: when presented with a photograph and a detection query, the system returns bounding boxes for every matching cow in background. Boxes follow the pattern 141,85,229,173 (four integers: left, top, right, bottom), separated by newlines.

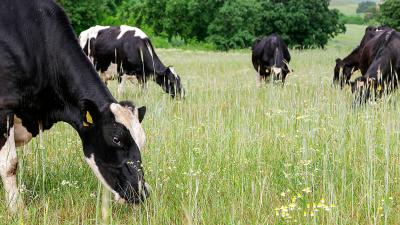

80,25,185,98
334,26,393,88
351,30,400,104
252,34,292,85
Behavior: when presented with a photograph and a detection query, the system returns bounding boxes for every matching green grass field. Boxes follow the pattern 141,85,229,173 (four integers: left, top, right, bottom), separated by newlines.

3,24,400,224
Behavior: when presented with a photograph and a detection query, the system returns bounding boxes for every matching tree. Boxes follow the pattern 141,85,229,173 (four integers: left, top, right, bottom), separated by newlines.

57,0,116,34
357,1,376,14
57,0,346,50
257,0,345,48
378,0,400,30
207,0,263,50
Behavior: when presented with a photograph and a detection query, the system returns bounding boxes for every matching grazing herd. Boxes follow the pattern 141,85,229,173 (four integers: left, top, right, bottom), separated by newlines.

334,26,400,103
0,0,399,213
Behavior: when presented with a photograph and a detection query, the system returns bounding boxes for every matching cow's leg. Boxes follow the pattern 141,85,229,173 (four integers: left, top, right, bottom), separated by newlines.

99,71,109,85
256,74,263,87
0,114,22,213
118,75,127,97
14,116,32,147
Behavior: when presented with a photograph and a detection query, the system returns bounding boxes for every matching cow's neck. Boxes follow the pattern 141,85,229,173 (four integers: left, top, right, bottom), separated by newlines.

48,43,115,131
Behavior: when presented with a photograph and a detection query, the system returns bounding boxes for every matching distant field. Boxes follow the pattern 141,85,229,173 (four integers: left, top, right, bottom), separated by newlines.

330,0,377,16
4,23,400,224
329,24,366,49
330,3,359,16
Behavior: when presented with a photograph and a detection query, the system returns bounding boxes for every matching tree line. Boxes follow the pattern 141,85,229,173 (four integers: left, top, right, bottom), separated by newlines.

56,0,399,50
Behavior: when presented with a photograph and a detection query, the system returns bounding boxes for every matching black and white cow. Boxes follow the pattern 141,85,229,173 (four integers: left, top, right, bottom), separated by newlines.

80,25,185,98
251,34,292,85
0,0,149,212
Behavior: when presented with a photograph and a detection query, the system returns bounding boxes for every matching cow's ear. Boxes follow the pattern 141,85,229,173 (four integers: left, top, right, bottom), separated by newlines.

81,100,100,127
335,58,342,64
138,106,146,123
119,101,146,123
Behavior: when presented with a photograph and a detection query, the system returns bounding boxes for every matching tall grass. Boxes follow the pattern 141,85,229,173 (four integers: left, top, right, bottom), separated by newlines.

2,26,400,224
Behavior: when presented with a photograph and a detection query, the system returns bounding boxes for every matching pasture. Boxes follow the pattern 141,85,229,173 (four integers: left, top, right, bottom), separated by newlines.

3,24,400,224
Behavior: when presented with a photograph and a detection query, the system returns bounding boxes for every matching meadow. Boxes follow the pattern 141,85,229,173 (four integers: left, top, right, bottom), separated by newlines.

3,24,400,224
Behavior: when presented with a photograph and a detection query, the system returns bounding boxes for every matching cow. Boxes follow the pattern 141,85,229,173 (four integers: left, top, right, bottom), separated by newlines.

351,30,400,104
334,26,393,88
80,25,185,98
251,34,292,85
0,0,150,212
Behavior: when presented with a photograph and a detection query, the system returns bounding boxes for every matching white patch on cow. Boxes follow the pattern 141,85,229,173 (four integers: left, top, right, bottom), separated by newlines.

79,25,110,49
272,67,282,75
85,154,122,201
110,103,146,150
79,25,109,63
0,125,21,213
117,25,148,40
169,67,178,79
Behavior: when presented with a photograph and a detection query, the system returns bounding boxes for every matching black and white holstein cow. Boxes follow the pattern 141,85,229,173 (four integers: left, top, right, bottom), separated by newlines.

80,25,185,98
0,0,149,212
252,34,292,85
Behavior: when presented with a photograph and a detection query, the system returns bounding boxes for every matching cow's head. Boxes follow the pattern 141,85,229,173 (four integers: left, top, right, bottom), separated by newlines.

157,66,185,98
271,60,291,83
350,76,381,105
80,101,149,203
333,58,354,88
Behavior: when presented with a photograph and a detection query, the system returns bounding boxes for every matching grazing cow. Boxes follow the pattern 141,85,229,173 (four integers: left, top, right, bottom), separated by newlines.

80,25,185,98
0,0,150,212
334,26,393,87
351,30,400,103
251,34,292,85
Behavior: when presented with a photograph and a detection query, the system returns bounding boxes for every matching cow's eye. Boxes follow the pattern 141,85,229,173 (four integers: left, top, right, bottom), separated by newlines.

113,137,121,146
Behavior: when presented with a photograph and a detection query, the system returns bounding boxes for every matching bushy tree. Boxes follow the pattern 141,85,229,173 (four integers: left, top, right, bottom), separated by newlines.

258,0,345,48
207,0,263,50
357,1,376,14
57,0,346,50
378,0,400,30
57,0,116,34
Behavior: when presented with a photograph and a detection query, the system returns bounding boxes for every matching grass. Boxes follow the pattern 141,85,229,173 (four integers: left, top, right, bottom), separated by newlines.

3,24,400,224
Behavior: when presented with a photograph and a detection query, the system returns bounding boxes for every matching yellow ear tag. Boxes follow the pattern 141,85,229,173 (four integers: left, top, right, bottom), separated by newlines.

83,111,93,127
377,85,382,92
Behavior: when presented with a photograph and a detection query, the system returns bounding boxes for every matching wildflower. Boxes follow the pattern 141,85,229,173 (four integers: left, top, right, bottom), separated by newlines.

302,187,312,194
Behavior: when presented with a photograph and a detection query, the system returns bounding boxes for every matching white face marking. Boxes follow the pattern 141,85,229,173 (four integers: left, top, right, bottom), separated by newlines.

117,25,148,40
272,67,282,75
79,25,110,48
85,154,122,201
110,103,146,150
169,67,178,78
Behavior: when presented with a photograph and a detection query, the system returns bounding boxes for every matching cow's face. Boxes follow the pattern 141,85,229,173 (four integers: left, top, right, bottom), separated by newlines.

81,101,148,203
334,59,353,88
270,63,290,83
351,77,377,105
157,67,185,98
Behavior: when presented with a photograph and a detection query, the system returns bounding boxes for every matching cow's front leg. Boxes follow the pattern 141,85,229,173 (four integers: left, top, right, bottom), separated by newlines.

0,115,22,213
118,75,127,97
